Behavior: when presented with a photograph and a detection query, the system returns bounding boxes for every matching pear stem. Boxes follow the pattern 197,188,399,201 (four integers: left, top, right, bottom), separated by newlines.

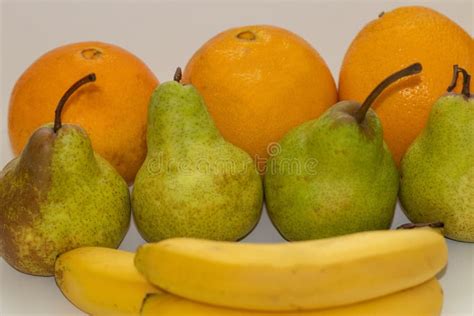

396,222,444,230
353,63,422,124
53,73,96,133
447,65,460,92
174,67,182,83
447,65,470,98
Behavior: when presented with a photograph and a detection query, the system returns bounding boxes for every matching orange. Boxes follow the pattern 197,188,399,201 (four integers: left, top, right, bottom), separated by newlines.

339,6,473,165
8,41,158,183
183,25,337,171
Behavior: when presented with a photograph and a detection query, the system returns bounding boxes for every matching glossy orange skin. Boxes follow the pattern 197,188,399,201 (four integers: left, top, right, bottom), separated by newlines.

339,6,473,165
183,25,337,171
8,42,158,183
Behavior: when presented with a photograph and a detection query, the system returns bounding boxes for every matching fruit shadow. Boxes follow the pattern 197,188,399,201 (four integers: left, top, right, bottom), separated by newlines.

436,264,447,280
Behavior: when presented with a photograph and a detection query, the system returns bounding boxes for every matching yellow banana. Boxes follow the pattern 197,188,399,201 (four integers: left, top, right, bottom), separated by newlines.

141,278,442,316
135,228,447,311
55,247,160,316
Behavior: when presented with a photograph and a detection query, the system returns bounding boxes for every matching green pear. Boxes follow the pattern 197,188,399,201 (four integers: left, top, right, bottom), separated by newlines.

0,74,131,276
265,64,422,241
400,65,474,242
132,68,263,242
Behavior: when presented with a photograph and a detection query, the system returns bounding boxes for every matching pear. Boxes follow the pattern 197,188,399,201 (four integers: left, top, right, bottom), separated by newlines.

132,68,263,242
0,74,131,276
400,65,474,242
265,63,422,241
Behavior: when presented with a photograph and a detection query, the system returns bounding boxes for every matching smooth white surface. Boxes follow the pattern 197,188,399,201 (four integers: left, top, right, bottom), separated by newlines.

1,0,473,315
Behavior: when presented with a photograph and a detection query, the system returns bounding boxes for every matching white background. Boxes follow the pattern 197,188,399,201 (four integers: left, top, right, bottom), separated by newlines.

0,0,473,315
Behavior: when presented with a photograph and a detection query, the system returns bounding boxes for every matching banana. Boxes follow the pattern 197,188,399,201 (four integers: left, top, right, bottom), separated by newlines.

141,278,443,316
55,247,160,316
135,228,447,311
